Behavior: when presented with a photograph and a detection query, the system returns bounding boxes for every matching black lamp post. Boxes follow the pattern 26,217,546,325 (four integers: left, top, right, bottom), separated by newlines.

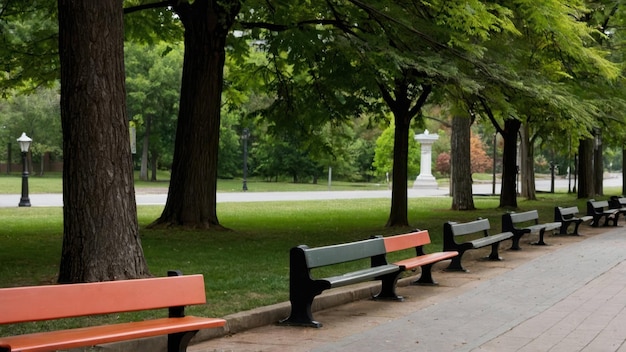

17,132,32,207
242,128,250,191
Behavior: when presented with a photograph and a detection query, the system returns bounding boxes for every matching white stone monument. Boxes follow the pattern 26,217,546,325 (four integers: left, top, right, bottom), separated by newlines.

413,130,439,189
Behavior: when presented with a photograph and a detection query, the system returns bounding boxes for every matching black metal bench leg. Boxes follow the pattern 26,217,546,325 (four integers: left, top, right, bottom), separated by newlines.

374,272,404,301
168,330,198,352
445,252,468,272
413,263,438,285
488,243,502,261
510,234,523,250
559,222,571,235
280,293,321,328
572,221,582,235
534,229,547,246
591,216,600,227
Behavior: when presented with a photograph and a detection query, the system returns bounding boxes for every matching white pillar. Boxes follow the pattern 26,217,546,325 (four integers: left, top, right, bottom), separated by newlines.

413,130,439,189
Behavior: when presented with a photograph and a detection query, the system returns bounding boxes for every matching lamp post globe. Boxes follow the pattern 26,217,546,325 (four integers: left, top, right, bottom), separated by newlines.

17,132,32,207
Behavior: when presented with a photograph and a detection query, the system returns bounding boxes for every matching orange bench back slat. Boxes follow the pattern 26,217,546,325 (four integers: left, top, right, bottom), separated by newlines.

383,230,430,252
0,274,207,324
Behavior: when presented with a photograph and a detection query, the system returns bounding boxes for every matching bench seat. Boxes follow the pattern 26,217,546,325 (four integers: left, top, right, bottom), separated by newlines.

469,232,513,249
325,264,399,288
0,316,225,352
393,252,458,271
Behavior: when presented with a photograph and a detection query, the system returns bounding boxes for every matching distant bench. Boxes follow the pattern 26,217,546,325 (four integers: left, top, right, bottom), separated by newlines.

554,206,592,235
443,218,514,272
586,200,619,227
0,271,226,352
609,196,626,219
502,210,561,247
280,231,458,327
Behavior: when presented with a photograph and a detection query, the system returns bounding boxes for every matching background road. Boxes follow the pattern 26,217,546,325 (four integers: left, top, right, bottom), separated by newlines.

0,174,621,208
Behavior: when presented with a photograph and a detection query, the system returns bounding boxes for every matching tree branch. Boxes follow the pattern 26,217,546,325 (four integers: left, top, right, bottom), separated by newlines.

123,1,172,15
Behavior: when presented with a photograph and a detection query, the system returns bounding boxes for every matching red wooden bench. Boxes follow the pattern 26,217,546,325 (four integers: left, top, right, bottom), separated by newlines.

374,230,458,300
0,271,225,352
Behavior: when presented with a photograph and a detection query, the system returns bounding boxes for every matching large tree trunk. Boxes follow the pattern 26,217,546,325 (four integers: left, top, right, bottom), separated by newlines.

386,112,411,227
499,119,521,209
149,0,240,229
519,123,536,200
450,115,475,210
58,0,150,283
578,138,595,198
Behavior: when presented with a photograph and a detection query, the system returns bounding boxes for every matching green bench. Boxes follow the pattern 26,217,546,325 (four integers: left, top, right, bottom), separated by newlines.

554,206,592,235
443,218,513,272
280,237,398,328
586,200,619,227
502,210,561,247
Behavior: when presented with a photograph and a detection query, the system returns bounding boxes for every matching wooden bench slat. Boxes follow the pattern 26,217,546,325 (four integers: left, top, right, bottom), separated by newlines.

382,230,430,252
0,275,207,324
470,232,513,248
448,219,490,236
509,210,540,223
393,252,458,270
326,264,399,288
304,238,386,268
0,316,226,352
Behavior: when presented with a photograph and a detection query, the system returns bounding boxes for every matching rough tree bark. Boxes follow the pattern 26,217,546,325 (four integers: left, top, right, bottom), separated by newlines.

149,0,240,229
578,138,595,198
499,119,521,209
450,115,475,210
58,0,150,283
519,123,536,200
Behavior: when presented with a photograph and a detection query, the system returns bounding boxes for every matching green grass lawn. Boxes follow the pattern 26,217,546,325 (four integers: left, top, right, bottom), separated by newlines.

0,173,391,194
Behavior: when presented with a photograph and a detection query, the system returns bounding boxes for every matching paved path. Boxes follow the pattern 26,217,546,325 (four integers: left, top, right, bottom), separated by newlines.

191,226,626,352
3,175,620,207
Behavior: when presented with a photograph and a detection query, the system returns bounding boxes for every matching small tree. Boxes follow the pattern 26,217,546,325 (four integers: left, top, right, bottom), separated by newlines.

436,152,451,176
470,134,492,174
373,122,419,181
